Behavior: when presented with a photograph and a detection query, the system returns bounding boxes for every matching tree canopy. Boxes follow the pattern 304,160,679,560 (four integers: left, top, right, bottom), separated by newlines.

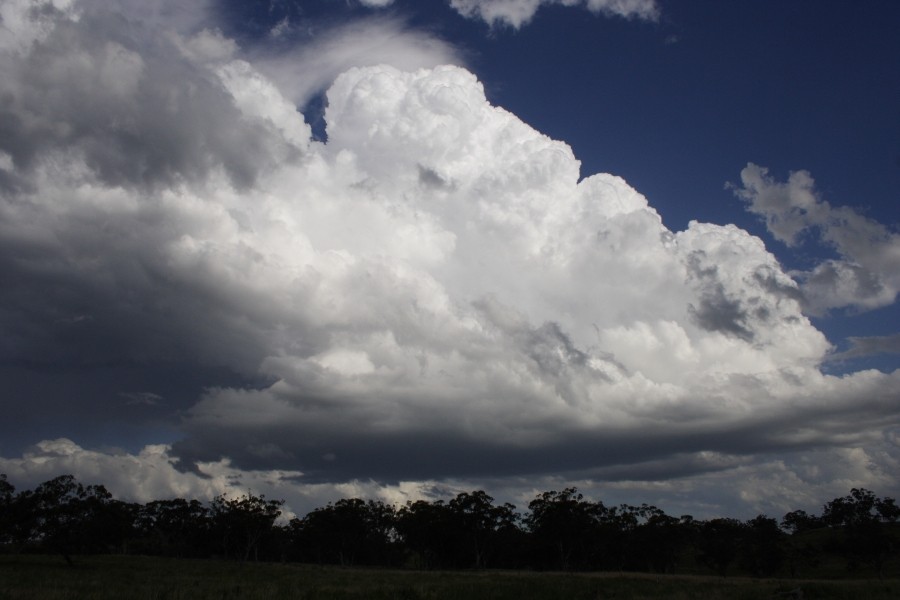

0,473,897,578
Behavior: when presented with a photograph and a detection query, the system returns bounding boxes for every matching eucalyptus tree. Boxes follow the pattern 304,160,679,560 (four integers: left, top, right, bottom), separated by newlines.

780,509,825,578
448,490,520,569
21,475,128,565
396,499,459,568
620,504,687,573
822,488,899,578
136,498,211,557
209,492,283,563
0,474,14,546
294,498,399,566
697,518,746,577
740,515,786,577
525,487,608,571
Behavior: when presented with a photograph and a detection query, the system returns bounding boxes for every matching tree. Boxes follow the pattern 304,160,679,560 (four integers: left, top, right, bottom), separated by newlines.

90,498,139,555
780,509,824,578
781,509,823,535
822,488,899,577
448,491,520,569
210,492,283,563
294,498,398,566
25,475,125,565
0,474,14,546
697,518,745,577
526,488,607,570
740,515,785,577
136,498,212,557
622,505,687,573
396,499,459,569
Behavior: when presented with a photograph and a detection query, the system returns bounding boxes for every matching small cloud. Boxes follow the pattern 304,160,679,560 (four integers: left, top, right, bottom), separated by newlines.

269,17,291,38
0,151,13,171
731,164,900,314
55,314,94,325
120,392,164,406
248,443,295,460
253,16,463,108
449,0,660,30
829,333,900,361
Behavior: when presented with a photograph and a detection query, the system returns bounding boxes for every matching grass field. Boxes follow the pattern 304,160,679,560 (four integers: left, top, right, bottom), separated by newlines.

1,555,898,600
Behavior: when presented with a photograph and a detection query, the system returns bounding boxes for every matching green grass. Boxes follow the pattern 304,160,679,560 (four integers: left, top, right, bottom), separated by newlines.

1,555,898,600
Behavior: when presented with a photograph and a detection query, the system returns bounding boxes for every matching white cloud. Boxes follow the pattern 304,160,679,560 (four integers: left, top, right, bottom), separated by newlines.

449,0,659,29
251,17,463,109
0,438,445,519
733,164,900,314
831,333,900,361
0,439,225,504
359,0,395,7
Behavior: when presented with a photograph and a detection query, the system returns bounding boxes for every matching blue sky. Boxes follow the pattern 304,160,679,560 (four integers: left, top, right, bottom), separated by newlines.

0,0,898,519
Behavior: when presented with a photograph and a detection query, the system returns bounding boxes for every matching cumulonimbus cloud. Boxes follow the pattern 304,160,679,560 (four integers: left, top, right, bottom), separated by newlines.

0,0,898,516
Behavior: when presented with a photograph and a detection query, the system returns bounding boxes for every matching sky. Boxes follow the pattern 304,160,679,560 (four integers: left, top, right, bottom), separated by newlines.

0,0,898,520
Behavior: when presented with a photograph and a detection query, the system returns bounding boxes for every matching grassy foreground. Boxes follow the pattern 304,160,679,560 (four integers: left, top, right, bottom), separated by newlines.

1,555,898,600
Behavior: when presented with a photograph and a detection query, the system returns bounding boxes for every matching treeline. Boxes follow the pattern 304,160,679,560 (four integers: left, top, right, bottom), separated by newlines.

1,474,898,578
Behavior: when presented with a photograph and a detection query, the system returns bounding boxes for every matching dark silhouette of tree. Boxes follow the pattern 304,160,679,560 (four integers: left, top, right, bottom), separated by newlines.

448,490,520,569
740,515,785,577
620,505,687,573
8,473,900,580
395,494,523,569
781,509,823,535
210,492,283,563
293,498,398,566
22,475,123,565
0,474,15,546
697,518,745,577
526,488,607,570
93,498,139,555
3,482,40,552
396,499,459,568
780,509,824,578
136,498,212,557
822,488,899,578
